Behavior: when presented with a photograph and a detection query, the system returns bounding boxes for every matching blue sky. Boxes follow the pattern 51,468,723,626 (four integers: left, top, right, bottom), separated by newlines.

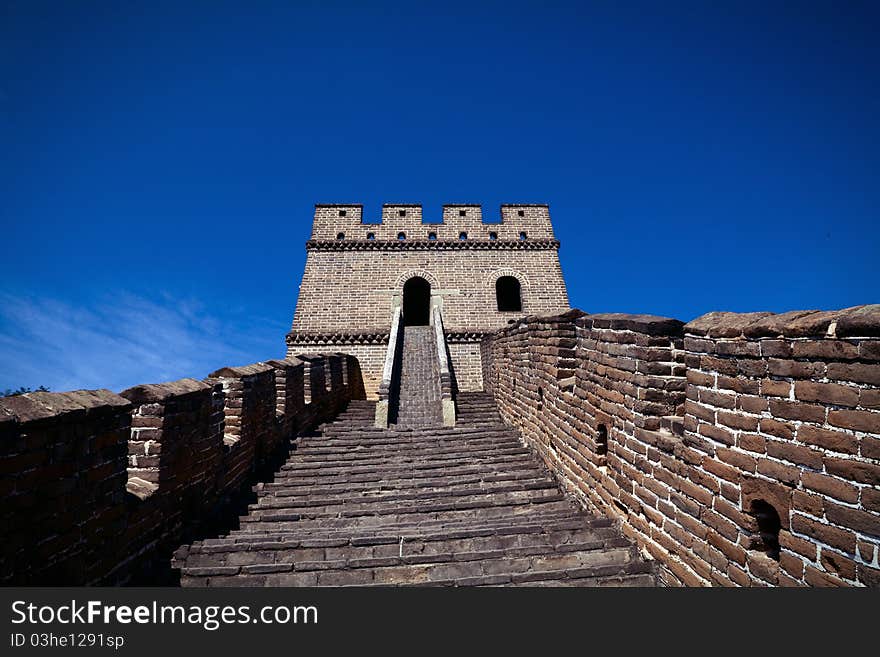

1,1,878,393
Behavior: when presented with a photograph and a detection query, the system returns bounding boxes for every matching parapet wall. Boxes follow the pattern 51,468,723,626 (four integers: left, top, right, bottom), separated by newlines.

289,202,570,398
0,354,364,585
481,306,880,586
310,203,555,241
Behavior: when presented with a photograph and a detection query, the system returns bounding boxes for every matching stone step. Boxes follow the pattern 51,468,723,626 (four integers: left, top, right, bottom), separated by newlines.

283,443,529,470
299,425,517,442
184,515,615,554
183,524,626,569
182,535,633,574
308,428,513,446
257,475,557,504
277,451,538,479
220,510,609,542
394,325,443,428
290,434,526,456
181,545,646,587
240,491,570,524
251,484,562,515
263,463,551,492
269,459,547,485
207,514,606,554
234,499,578,533
174,389,656,587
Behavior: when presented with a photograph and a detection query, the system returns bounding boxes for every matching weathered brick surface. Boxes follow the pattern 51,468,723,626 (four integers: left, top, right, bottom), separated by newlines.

176,393,656,587
481,305,880,587
0,390,131,584
393,326,443,428
287,204,570,397
0,355,363,585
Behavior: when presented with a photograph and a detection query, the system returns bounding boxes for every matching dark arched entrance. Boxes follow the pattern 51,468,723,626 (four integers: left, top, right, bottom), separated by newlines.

496,276,522,311
402,277,431,326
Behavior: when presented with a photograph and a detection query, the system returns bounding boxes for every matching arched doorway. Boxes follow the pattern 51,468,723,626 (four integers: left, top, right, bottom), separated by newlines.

496,276,522,311
403,277,431,326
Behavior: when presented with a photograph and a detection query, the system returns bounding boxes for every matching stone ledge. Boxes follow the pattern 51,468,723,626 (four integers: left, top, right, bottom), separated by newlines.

208,363,276,378
686,305,880,339
0,389,130,424
580,313,684,337
126,476,158,501
501,309,586,331
491,309,683,338
263,358,304,369
499,203,550,208
837,305,880,337
306,239,561,252
120,378,211,405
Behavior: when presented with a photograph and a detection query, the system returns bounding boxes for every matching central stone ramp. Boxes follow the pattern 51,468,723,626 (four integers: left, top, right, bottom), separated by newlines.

393,325,443,428
175,393,656,587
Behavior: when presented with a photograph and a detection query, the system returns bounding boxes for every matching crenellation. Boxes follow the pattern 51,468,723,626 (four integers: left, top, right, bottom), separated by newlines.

292,202,570,396
309,203,557,241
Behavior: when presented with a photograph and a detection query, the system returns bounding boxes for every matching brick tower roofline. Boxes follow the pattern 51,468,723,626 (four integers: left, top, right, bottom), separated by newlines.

308,203,556,240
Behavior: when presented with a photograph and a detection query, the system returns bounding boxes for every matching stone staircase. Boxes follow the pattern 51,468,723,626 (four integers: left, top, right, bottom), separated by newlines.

173,393,656,587
393,326,443,428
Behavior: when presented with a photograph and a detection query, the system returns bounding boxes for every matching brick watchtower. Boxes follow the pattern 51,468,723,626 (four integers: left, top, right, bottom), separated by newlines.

287,203,570,398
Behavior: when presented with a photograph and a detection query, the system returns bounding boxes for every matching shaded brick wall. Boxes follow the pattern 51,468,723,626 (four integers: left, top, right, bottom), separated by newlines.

0,354,364,585
482,306,880,587
0,391,131,584
287,203,570,398
116,379,222,582
448,342,484,392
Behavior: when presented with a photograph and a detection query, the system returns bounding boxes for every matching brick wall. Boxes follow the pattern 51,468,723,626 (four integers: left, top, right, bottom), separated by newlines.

0,354,364,585
481,306,880,587
0,390,131,584
288,202,570,397
309,203,557,241
448,341,484,392
116,379,222,582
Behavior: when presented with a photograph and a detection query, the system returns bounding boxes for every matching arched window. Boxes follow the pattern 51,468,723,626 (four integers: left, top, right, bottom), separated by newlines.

596,424,608,456
336,232,345,240
495,276,522,312
519,231,527,240
428,232,437,241
459,232,467,240
366,232,375,240
489,232,497,241
749,500,781,561
398,232,406,241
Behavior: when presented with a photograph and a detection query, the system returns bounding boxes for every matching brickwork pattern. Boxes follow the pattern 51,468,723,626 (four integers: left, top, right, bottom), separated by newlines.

448,342,484,392
0,355,363,585
175,393,656,587
0,390,131,584
309,204,556,241
287,202,570,399
481,305,880,587
393,326,443,428
291,249,566,334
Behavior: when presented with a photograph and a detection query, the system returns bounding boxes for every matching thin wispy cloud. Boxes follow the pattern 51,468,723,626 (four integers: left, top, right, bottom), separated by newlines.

0,291,288,393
